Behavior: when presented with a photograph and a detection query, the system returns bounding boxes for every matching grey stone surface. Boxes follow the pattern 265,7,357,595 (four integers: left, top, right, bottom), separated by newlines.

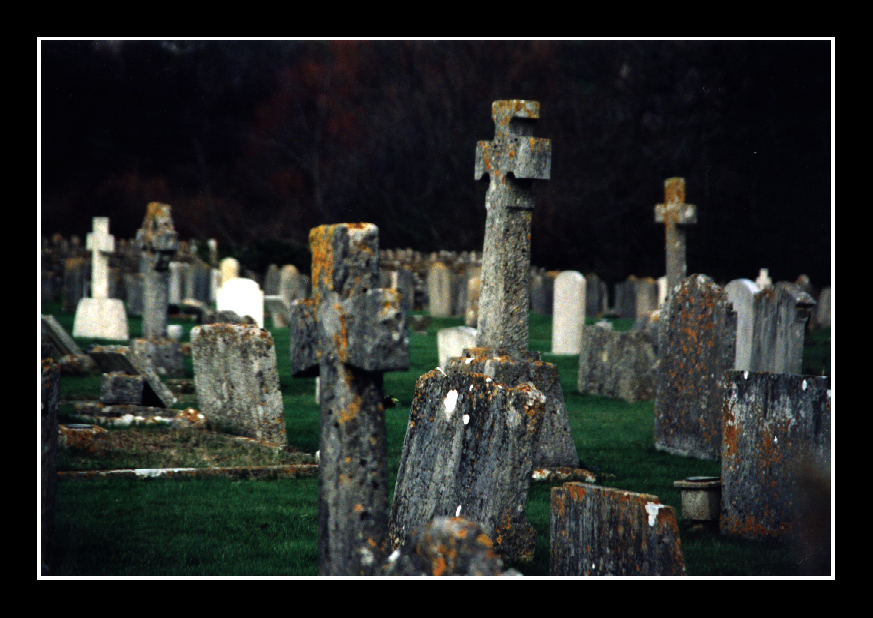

100,373,144,405
88,345,177,408
551,270,585,354
577,327,656,402
721,371,831,545
136,203,179,339
191,323,287,446
550,483,686,576
130,338,185,378
654,274,736,460
654,178,697,297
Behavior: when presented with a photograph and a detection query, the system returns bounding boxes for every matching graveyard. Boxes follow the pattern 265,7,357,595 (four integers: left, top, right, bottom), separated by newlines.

40,42,832,577
40,232,831,576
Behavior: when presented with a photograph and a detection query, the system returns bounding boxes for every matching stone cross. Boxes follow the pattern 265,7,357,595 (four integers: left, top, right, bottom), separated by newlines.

85,217,115,300
474,100,551,351
654,178,697,297
288,223,408,576
135,203,179,339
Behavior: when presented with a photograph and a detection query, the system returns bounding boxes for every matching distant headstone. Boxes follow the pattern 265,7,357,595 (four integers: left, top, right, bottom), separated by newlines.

815,287,831,328
427,261,454,318
654,178,697,297
577,327,656,402
216,277,264,328
721,370,831,550
585,273,608,318
550,483,686,576
191,323,287,446
464,275,481,327
436,326,477,369
755,268,772,290
750,283,815,375
219,257,240,288
136,203,179,339
654,275,736,460
72,217,129,341
725,278,760,371
87,345,177,409
551,271,586,354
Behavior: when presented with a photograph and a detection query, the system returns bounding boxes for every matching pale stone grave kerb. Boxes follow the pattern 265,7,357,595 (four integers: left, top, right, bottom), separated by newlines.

550,483,686,576
654,178,697,297
72,217,129,341
287,223,409,576
136,203,179,339
474,99,551,351
654,274,736,460
721,371,831,559
191,323,287,447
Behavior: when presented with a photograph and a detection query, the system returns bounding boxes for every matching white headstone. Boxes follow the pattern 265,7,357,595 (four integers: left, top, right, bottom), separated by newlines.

219,257,240,288
72,217,129,341
552,271,586,354
755,268,772,290
436,326,477,369
216,277,264,328
428,262,454,318
725,278,760,371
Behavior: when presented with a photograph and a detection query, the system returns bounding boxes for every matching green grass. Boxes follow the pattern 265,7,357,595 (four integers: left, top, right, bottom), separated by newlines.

42,302,830,577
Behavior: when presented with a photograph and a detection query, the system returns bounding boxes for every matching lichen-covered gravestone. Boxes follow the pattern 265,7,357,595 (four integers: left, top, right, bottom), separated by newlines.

654,177,697,297
577,326,656,402
191,323,287,447
654,274,736,460
550,483,686,576
721,370,831,550
390,100,576,564
287,223,409,576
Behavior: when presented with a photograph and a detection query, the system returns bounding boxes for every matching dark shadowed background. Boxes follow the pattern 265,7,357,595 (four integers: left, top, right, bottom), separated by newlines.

39,38,833,290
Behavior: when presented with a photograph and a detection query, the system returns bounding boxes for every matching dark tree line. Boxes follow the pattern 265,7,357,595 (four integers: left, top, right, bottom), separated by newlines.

40,39,832,288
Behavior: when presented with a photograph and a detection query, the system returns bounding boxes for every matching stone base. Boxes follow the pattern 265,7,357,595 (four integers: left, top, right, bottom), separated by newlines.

72,298,129,341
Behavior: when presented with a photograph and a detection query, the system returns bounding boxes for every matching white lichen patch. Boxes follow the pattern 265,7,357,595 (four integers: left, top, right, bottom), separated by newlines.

645,502,666,527
463,414,470,425
456,504,462,517
444,389,459,420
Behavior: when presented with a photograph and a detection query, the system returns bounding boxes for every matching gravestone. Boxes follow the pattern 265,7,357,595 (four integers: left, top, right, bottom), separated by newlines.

750,283,815,375
815,287,831,328
755,268,772,290
62,256,89,313
427,261,454,318
72,217,129,341
634,277,660,319
191,323,287,446
219,257,240,289
136,203,179,339
550,483,686,576
436,326,477,369
41,359,60,576
551,271,586,354
577,326,656,402
654,178,697,297
287,223,408,576
391,101,576,564
529,268,553,314
725,278,760,371
216,277,265,328
654,274,736,460
41,314,97,373
464,274,481,327
721,370,831,554
585,273,608,318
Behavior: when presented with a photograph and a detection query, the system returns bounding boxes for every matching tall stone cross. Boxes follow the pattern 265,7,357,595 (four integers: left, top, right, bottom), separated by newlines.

474,100,551,351
288,223,409,576
654,177,697,297
86,217,115,300
135,203,179,339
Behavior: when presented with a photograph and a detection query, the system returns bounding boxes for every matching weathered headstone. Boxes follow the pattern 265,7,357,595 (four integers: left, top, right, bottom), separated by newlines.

427,261,455,318
41,359,60,576
585,273,608,319
725,278,760,371
391,101,576,564
216,277,265,328
721,370,831,555
551,271,586,355
464,274,481,328
550,483,686,576
86,345,177,410
815,287,831,328
577,326,656,402
191,323,287,446
287,223,408,576
136,203,179,339
654,274,736,460
654,178,697,297
436,326,477,369
749,283,815,375
72,217,129,341
41,314,98,373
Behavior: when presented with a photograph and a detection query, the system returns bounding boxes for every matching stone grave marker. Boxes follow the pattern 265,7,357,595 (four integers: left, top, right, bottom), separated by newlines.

654,274,736,460
654,178,697,297
750,283,815,375
436,326,477,369
721,370,831,553
427,261,455,318
585,273,608,318
216,277,265,328
464,273,481,328
577,326,656,402
136,203,179,339
755,268,772,290
815,287,831,328
725,278,760,371
191,323,287,446
72,217,129,341
41,359,60,575
551,271,586,354
41,314,97,373
287,223,408,576
550,483,686,576
390,101,577,564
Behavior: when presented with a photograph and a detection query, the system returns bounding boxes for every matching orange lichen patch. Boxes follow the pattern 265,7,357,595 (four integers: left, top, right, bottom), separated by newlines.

338,393,362,424
354,504,364,513
432,556,447,576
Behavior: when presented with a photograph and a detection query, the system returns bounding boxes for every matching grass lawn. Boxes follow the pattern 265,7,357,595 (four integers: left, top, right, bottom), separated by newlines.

41,301,831,577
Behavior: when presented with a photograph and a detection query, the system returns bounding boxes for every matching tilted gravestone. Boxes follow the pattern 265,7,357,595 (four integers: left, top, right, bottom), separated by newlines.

390,100,576,564
550,483,686,576
577,326,656,402
287,223,408,576
654,178,697,298
72,217,129,341
654,274,736,460
191,323,287,447
721,370,831,546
